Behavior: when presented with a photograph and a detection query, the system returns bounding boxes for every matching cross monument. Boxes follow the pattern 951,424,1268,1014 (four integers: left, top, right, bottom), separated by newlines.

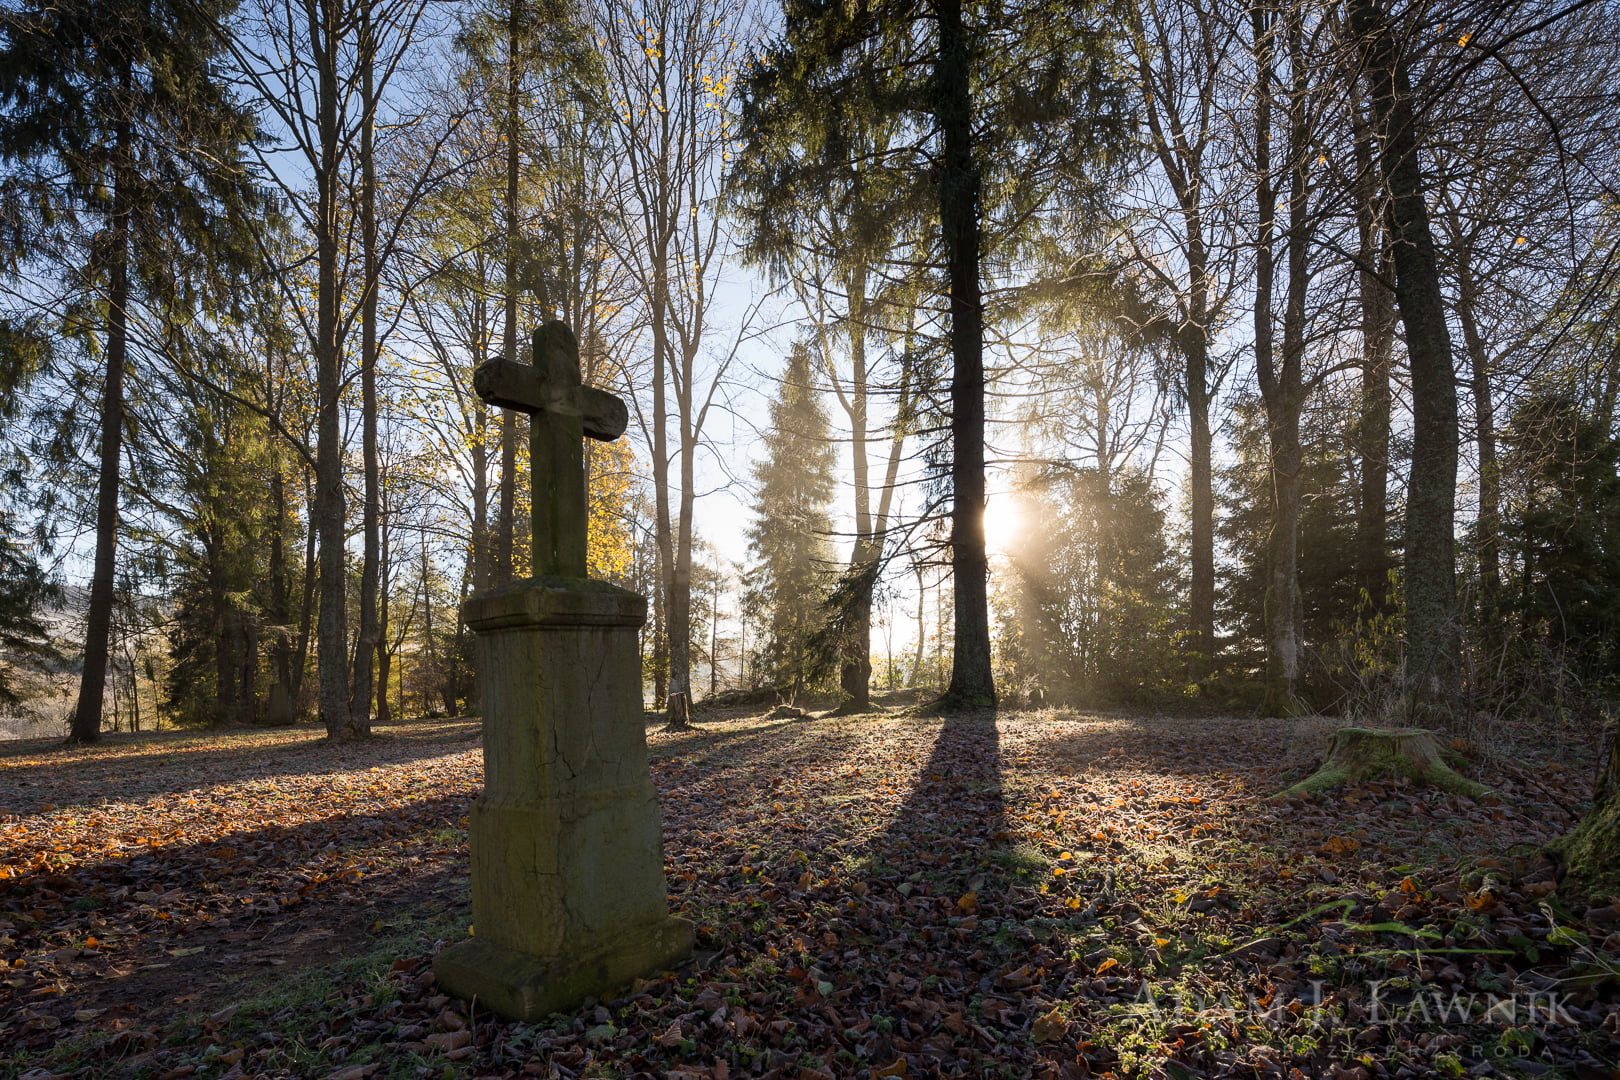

433,321,693,1020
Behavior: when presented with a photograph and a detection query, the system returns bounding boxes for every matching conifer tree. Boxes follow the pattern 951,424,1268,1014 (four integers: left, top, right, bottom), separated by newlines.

0,0,261,743
744,342,836,700
736,0,1132,707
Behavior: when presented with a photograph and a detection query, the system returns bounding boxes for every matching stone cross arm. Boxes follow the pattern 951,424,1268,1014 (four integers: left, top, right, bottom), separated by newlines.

472,332,627,442
471,320,627,578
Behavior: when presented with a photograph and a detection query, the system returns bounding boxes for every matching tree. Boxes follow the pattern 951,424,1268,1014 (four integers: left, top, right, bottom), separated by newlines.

1122,0,1242,683
1343,0,1460,703
733,14,930,711
999,465,1181,704
226,0,447,738
738,0,1133,708
599,0,752,727
744,342,837,699
0,0,261,743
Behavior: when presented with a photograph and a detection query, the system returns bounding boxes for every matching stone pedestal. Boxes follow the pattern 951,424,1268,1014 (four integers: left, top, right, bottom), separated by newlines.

433,577,693,1020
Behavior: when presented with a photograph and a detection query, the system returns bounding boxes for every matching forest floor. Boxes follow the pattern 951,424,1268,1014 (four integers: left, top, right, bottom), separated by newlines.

2,706,1617,1080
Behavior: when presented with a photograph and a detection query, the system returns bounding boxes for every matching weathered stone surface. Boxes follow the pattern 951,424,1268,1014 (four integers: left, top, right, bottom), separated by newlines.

433,323,692,1019
433,577,693,1019
433,915,693,1022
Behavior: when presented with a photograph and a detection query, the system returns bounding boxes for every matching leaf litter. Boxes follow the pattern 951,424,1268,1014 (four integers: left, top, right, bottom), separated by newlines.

2,710,1617,1079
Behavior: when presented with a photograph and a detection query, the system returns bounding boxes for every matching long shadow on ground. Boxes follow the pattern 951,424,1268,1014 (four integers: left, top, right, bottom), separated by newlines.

0,717,483,815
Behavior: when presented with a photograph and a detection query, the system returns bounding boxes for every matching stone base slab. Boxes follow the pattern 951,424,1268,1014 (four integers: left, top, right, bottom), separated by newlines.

433,915,695,1021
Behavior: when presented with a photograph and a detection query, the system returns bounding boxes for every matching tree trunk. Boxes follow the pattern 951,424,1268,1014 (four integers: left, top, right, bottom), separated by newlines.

241,607,259,724
69,119,133,746
494,0,523,586
938,0,995,708
291,475,318,714
1455,259,1501,611
268,439,293,702
652,319,684,728
840,262,874,709
376,509,393,725
665,371,697,731
1347,0,1460,703
472,397,492,594
913,563,927,687
1277,726,1487,798
1253,3,1307,716
216,577,237,724
1351,87,1395,611
313,0,354,738
349,12,380,737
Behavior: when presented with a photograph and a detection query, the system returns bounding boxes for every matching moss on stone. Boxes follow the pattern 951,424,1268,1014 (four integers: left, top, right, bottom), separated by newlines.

1274,726,1489,799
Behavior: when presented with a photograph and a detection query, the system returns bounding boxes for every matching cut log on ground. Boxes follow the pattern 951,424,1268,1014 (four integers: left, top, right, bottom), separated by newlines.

1276,726,1488,799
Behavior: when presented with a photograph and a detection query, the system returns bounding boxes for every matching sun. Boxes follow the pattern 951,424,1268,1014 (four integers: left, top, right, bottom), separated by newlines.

982,492,1026,557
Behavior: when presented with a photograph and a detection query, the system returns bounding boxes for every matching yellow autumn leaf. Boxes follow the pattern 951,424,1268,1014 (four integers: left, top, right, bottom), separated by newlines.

1096,957,1119,974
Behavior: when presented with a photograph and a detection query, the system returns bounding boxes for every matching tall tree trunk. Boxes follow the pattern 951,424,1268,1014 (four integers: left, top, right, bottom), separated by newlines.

241,608,259,723
1455,259,1501,610
1184,329,1215,685
213,556,237,725
1347,0,1460,703
666,356,697,728
70,119,133,746
937,0,994,707
313,0,354,737
841,262,874,709
651,235,680,725
1253,3,1307,716
1352,92,1395,610
292,475,318,712
1130,0,1217,684
349,11,380,737
913,563,927,686
269,441,293,697
376,513,393,724
494,0,523,585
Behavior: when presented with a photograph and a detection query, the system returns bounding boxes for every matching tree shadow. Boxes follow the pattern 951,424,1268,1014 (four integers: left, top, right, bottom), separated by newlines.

0,790,476,1033
865,709,1008,874
0,718,484,815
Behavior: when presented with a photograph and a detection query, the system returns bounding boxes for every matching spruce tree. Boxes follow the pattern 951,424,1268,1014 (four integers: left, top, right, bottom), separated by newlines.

744,343,837,701
736,0,1133,707
0,0,261,743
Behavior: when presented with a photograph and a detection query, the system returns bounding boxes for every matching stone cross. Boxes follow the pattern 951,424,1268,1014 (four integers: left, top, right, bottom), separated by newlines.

473,320,628,578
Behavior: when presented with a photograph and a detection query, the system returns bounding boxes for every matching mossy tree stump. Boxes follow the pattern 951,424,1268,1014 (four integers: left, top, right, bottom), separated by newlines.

1276,726,1489,799
1553,744,1620,906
